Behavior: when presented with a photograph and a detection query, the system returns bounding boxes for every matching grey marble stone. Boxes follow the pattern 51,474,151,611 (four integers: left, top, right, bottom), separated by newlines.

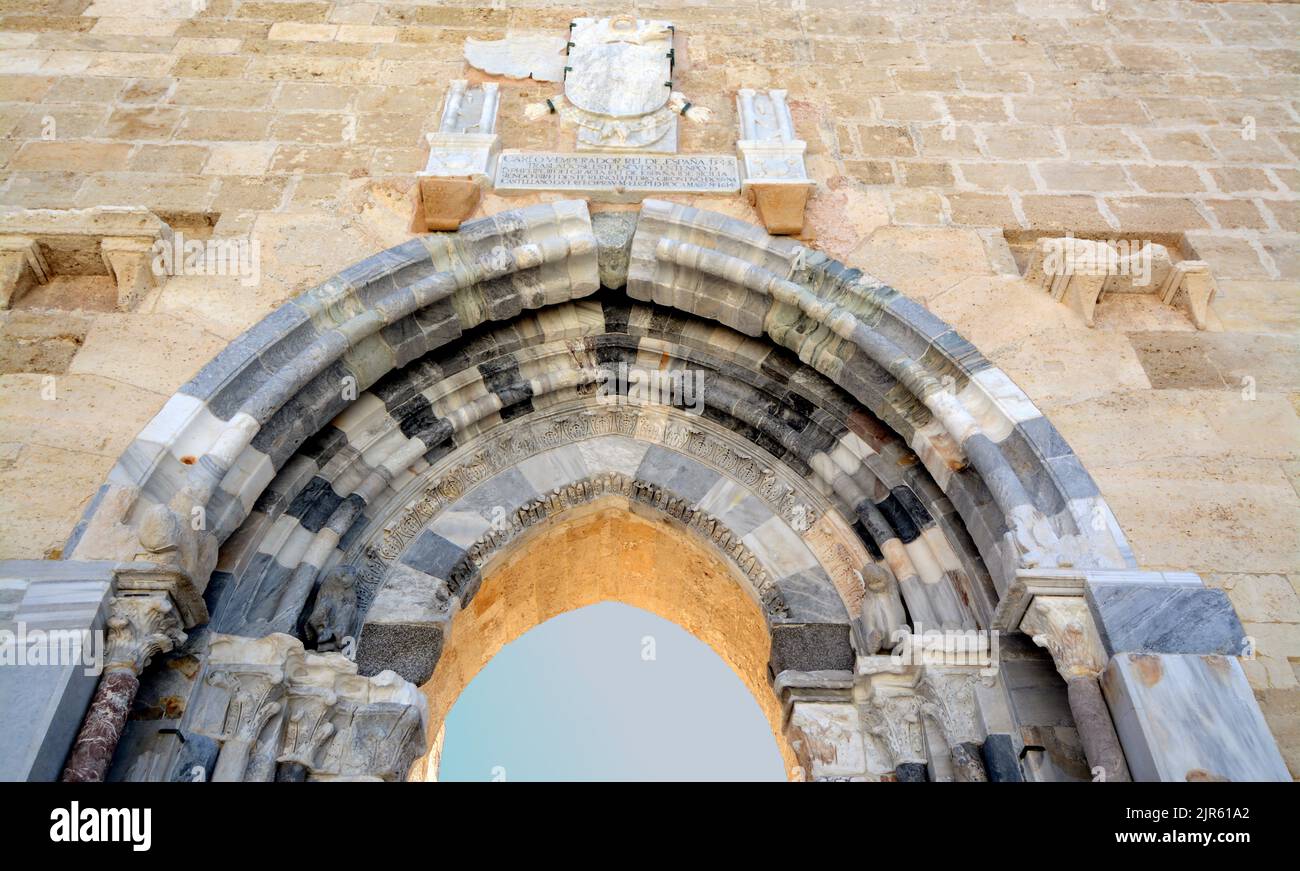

592,211,637,289
1086,582,1246,656
1102,653,1290,782
981,734,1023,782
169,733,220,782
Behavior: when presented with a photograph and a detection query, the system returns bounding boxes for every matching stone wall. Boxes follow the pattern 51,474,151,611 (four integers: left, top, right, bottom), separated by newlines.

0,0,1296,772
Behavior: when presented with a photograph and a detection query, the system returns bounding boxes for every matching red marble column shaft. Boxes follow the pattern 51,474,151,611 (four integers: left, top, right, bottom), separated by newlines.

61,668,139,783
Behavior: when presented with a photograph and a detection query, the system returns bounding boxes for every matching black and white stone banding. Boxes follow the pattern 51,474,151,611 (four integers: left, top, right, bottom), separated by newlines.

59,199,1158,782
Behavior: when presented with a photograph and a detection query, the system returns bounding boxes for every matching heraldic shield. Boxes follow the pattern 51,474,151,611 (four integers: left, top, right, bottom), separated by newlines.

565,16,674,118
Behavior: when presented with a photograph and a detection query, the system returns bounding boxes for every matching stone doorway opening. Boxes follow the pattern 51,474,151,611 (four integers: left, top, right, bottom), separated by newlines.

412,501,798,781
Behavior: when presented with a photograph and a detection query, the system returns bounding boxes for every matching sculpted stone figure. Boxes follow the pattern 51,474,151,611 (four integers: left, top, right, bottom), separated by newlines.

857,561,907,654
305,565,359,653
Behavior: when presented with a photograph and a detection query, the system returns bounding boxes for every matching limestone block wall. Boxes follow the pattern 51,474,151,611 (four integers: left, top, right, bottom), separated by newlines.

0,0,1296,772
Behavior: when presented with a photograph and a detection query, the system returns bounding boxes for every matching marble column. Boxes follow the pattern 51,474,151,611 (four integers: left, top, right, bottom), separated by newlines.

1020,596,1130,782
61,593,185,782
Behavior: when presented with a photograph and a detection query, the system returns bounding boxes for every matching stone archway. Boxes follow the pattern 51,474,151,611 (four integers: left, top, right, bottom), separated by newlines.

412,500,801,781
20,199,1286,783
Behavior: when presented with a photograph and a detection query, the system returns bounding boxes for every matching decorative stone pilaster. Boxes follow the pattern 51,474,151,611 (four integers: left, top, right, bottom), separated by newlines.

735,88,814,235
411,80,501,232
61,593,185,782
1019,595,1130,782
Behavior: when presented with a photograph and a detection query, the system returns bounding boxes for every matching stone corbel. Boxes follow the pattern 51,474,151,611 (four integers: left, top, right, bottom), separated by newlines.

1024,236,1216,330
736,88,814,235
1158,259,1216,330
411,80,501,233
61,593,186,782
0,207,171,312
100,236,159,311
0,235,49,309
69,485,217,629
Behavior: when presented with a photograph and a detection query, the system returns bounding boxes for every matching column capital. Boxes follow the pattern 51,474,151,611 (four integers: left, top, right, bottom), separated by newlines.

1020,595,1108,680
103,592,186,674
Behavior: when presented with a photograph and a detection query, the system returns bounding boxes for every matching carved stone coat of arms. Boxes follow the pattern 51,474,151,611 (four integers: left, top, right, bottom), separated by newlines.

465,14,712,153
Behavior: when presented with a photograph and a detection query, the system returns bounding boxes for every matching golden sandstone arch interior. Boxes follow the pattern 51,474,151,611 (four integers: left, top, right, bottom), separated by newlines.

413,501,799,782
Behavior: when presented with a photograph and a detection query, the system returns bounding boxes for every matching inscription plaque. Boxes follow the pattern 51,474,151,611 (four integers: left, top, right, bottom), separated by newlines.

494,152,740,201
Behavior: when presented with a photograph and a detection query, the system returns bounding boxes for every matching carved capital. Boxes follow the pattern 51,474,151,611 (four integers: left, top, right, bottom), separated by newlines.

103,593,186,674
917,667,985,748
276,685,337,769
311,669,428,782
860,666,926,769
1020,595,1108,680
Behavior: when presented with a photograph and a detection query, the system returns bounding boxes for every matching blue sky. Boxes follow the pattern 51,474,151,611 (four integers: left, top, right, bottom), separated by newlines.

438,601,785,781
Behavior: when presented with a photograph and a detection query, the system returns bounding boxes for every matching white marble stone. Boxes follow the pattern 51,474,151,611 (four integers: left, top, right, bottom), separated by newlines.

494,153,739,201
463,34,567,83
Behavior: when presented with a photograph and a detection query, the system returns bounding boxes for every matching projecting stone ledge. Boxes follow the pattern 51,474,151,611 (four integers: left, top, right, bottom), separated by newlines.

410,176,484,233
0,207,171,310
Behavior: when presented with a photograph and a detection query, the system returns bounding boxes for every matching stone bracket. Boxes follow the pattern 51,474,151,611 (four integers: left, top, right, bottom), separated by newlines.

0,236,50,309
1023,236,1216,329
411,81,501,233
1158,259,1216,330
735,89,813,235
0,207,171,311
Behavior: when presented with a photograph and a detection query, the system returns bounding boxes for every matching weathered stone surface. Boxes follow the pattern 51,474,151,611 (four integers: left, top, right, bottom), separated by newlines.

591,210,637,289
411,176,482,233
1102,653,1290,782
748,181,815,235
769,623,854,673
2,0,1298,777
356,620,445,685
1086,582,1247,657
